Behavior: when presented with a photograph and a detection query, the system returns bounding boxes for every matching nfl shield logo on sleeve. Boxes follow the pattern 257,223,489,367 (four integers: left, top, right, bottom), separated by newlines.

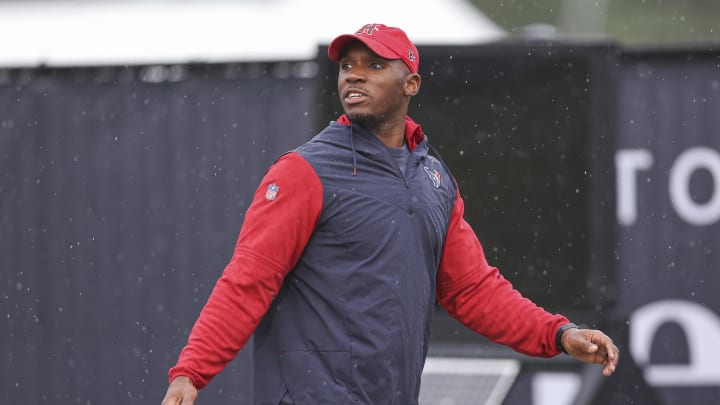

265,184,279,201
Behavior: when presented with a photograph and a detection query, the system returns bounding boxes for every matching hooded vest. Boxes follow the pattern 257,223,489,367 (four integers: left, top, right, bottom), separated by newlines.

253,121,457,404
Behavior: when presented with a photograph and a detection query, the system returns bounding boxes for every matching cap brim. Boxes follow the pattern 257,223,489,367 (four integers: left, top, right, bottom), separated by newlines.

327,34,400,62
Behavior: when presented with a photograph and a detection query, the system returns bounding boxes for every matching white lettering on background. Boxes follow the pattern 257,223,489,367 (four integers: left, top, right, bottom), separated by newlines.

630,299,720,386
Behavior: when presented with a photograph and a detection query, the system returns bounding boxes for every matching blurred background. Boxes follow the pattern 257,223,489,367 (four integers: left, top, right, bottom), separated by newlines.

1,1,719,404
473,0,720,45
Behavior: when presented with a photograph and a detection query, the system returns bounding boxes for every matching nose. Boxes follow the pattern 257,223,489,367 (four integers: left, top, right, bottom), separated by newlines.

344,66,366,83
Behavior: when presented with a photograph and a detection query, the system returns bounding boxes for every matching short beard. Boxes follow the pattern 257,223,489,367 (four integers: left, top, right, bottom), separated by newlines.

346,113,385,132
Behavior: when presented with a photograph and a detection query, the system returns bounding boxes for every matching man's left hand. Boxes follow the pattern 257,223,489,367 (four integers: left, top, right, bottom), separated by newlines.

561,328,620,377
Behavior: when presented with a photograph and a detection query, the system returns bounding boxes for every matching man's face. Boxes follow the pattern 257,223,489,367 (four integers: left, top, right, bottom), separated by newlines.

337,42,412,128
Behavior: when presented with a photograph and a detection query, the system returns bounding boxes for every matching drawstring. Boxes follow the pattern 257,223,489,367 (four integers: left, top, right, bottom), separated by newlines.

350,124,358,176
339,114,422,177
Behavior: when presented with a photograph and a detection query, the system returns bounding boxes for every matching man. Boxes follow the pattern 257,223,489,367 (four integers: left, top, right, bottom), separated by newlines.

160,23,619,405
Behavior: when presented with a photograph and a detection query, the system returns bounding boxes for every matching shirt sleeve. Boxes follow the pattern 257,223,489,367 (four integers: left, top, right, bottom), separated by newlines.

436,189,568,357
168,152,323,388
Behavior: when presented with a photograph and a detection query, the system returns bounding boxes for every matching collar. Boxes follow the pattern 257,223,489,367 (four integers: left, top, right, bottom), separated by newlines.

336,114,424,152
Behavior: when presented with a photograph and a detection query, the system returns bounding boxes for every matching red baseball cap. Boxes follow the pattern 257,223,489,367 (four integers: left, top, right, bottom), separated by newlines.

328,23,420,74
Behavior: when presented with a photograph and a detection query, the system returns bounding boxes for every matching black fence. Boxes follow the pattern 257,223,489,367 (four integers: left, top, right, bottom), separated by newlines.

1,64,317,404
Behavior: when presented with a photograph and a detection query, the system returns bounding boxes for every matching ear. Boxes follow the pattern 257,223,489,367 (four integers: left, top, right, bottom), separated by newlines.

404,73,421,97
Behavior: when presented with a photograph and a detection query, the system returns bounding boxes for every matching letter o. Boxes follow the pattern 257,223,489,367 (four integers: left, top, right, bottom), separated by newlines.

669,147,720,226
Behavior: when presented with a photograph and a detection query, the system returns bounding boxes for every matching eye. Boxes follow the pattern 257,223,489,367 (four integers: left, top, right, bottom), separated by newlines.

370,62,384,69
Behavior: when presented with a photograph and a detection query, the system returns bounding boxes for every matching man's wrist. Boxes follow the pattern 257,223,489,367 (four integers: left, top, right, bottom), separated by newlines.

171,375,197,389
556,322,579,354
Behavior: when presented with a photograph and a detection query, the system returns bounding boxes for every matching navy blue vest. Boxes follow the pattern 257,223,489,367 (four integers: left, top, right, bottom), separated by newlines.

253,122,456,404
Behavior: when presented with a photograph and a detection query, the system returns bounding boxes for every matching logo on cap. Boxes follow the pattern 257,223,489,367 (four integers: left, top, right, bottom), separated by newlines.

357,23,382,36
408,49,416,62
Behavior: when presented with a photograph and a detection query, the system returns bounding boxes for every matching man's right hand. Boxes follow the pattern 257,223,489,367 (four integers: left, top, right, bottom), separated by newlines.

160,376,198,405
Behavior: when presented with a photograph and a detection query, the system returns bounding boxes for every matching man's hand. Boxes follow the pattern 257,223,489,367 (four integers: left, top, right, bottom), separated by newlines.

160,376,198,405
561,328,620,377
